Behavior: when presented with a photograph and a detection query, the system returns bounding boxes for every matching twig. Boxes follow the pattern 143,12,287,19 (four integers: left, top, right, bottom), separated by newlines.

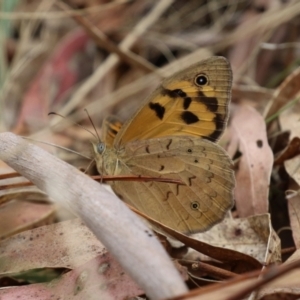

0,132,187,299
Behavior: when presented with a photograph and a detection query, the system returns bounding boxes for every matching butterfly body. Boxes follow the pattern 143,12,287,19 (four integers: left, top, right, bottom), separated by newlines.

93,56,235,234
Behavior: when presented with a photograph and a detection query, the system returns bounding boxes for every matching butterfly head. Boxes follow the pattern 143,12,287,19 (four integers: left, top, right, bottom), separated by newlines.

95,141,106,155
92,140,121,175
92,141,106,175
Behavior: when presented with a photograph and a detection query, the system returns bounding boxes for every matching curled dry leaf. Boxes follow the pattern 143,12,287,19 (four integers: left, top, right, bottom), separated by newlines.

284,163,300,249
228,105,274,217
187,213,280,265
286,180,300,247
285,156,300,188
274,137,300,165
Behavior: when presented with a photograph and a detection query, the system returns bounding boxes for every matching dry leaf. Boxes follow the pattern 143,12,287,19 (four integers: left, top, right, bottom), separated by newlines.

285,156,300,187
274,137,300,165
131,206,261,269
0,200,55,240
0,219,105,275
187,214,280,265
0,252,143,300
229,105,274,217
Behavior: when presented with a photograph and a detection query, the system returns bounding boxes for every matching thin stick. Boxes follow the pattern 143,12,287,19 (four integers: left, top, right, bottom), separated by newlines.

0,174,184,191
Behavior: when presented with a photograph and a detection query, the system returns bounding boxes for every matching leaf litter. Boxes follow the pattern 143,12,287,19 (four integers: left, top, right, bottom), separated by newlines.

1,0,300,299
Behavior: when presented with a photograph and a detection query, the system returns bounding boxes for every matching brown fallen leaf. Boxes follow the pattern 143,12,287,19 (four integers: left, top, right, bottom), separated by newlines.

274,137,300,165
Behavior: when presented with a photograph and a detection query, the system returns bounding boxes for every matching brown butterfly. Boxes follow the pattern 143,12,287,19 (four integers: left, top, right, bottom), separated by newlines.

93,56,235,234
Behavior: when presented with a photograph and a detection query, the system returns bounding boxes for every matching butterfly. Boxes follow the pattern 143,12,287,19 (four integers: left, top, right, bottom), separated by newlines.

93,56,235,234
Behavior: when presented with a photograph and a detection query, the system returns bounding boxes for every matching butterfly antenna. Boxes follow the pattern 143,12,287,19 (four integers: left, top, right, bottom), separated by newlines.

84,158,96,174
22,137,92,160
84,109,101,143
48,112,98,140
83,109,103,183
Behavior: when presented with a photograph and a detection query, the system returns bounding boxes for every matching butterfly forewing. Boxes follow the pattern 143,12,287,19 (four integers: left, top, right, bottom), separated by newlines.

114,56,232,147
106,137,234,233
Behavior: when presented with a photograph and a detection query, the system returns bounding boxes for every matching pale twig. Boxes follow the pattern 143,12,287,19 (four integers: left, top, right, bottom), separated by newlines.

0,132,188,299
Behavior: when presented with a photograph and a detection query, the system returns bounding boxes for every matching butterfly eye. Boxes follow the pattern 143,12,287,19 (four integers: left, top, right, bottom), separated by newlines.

195,74,209,86
190,201,200,210
97,142,106,154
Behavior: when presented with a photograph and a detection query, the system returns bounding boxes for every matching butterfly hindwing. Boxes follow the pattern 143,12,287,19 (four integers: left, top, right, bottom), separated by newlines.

108,136,234,233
